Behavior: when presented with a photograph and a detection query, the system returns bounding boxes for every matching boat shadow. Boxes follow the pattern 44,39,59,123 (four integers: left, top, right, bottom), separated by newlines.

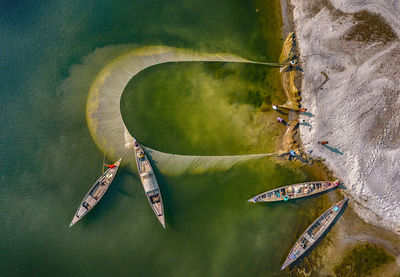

287,200,348,270
77,171,135,227
339,183,347,190
116,170,137,197
277,109,289,116
299,122,312,128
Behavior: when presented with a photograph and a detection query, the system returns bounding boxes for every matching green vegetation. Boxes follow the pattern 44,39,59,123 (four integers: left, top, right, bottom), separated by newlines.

333,244,394,277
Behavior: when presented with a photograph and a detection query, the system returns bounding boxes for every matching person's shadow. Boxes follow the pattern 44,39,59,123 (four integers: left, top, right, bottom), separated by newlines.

281,120,290,126
299,122,312,130
323,145,344,155
301,112,314,117
277,109,289,115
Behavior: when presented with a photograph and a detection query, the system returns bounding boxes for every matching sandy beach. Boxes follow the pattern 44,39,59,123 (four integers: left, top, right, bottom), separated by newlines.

290,0,400,234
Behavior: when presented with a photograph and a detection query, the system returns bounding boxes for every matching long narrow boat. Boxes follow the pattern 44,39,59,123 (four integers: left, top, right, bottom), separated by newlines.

133,139,165,228
70,158,122,227
248,180,340,203
281,198,348,270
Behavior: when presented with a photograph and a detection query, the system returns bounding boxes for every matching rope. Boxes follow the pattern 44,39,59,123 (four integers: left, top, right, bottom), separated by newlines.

254,61,289,67
121,147,133,159
102,152,105,174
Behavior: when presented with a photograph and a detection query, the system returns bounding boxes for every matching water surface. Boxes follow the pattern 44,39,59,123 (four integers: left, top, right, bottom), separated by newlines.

0,0,328,276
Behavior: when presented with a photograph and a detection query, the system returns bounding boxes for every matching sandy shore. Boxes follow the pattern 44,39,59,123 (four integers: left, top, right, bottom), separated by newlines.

290,0,400,234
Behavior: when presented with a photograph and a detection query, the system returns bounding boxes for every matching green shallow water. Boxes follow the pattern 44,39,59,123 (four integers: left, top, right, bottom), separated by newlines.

121,62,284,155
1,0,330,276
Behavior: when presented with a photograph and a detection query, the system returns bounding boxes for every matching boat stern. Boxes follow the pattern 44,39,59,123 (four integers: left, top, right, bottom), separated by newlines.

333,179,341,186
114,157,123,167
247,196,257,203
281,259,292,271
281,263,288,271
69,216,79,228
158,215,166,229
336,198,349,209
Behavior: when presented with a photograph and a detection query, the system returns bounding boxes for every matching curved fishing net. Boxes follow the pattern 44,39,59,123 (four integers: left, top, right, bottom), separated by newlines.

87,46,277,175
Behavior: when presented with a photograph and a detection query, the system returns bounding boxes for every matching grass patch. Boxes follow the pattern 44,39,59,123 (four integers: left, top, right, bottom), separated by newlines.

333,243,395,277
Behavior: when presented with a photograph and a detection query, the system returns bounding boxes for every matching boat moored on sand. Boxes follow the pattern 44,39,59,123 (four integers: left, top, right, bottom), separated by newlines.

133,139,165,228
281,198,348,270
70,158,122,227
248,180,340,203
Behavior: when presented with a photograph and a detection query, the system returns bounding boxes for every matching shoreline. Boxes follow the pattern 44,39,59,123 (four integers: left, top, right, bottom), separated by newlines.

291,0,400,235
279,0,294,37
278,0,400,274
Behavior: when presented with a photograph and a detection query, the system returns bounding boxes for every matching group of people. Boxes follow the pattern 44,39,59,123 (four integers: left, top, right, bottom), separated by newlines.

273,105,307,125
272,105,329,148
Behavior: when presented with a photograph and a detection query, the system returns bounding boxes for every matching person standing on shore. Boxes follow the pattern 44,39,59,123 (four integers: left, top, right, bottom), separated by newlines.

277,117,289,126
318,141,328,145
272,105,278,111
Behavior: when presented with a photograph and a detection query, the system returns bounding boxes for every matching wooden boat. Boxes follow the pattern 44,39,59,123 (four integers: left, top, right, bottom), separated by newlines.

248,180,340,203
70,158,122,227
281,198,348,270
133,139,165,228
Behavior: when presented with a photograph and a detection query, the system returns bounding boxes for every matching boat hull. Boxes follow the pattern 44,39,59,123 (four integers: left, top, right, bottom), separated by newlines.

248,181,340,203
70,158,122,227
281,198,348,270
133,139,165,228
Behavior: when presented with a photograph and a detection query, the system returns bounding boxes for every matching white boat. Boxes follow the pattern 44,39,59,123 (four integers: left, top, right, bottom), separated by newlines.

70,158,122,227
281,198,348,270
133,139,165,228
248,180,340,203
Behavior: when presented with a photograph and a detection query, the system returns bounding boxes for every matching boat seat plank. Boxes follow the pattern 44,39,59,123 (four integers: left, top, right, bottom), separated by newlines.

86,195,97,206
92,185,107,199
304,233,315,243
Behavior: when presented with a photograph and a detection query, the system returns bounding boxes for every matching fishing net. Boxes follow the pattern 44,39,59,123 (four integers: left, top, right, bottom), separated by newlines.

278,33,301,110
86,46,277,175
